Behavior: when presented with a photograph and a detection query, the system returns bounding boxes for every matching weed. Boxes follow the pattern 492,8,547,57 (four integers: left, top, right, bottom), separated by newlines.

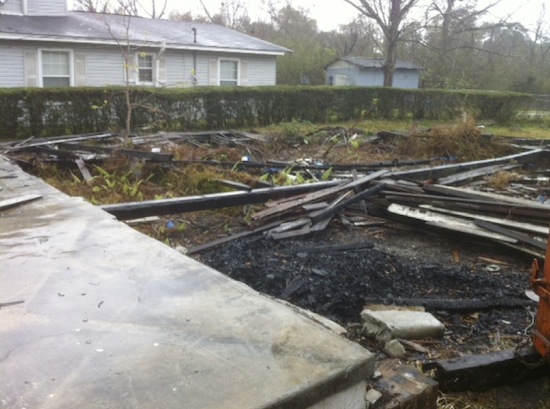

486,171,521,190
398,116,516,162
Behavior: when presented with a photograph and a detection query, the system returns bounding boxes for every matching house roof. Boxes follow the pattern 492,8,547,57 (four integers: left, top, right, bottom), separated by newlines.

0,11,290,56
327,57,422,70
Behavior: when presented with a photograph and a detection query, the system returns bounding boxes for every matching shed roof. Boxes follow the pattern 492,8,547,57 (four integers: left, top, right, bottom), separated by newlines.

0,11,290,55
327,57,422,70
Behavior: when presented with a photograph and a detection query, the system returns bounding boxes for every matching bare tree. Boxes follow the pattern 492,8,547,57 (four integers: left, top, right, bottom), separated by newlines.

197,0,248,28
73,0,111,13
74,0,167,19
343,0,419,86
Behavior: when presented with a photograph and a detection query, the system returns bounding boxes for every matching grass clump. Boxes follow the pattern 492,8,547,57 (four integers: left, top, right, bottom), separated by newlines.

398,116,516,162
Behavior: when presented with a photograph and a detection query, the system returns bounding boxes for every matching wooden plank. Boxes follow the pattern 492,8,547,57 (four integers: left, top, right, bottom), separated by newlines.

186,220,283,255
302,202,328,211
75,157,93,184
269,225,312,240
474,220,547,250
6,133,116,152
384,192,550,221
421,205,549,236
268,218,311,234
437,163,519,185
424,347,548,392
390,148,546,181
352,169,367,212
296,241,375,253
0,194,42,211
309,215,333,232
252,169,388,220
423,184,548,207
216,179,252,191
101,180,343,220
387,204,517,243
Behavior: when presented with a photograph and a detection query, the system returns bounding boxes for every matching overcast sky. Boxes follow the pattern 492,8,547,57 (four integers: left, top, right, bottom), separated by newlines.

178,0,546,31
68,0,546,32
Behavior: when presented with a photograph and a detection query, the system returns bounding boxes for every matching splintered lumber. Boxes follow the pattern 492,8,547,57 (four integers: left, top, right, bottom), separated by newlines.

0,193,42,211
422,346,548,392
252,169,388,221
101,179,342,220
310,183,387,224
386,204,517,243
374,361,438,409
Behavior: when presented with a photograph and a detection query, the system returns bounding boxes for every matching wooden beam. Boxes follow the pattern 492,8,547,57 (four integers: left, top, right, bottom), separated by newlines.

6,132,117,152
437,163,519,185
390,149,546,181
387,204,517,243
474,220,547,250
421,205,549,236
423,347,548,392
100,179,343,220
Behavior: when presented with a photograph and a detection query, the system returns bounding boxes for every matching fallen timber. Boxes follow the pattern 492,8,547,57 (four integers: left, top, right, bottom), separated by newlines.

422,346,549,392
101,179,345,220
389,148,546,181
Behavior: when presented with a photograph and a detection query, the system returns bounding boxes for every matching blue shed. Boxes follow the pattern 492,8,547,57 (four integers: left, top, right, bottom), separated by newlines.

325,57,422,89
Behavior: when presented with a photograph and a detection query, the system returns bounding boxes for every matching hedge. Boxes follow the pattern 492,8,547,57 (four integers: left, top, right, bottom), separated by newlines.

0,86,532,140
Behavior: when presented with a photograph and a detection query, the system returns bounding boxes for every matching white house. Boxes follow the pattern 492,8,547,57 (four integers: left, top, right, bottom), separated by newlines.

0,0,289,88
325,57,422,89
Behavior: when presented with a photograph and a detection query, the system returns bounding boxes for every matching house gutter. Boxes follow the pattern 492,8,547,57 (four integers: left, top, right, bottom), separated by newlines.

0,34,289,56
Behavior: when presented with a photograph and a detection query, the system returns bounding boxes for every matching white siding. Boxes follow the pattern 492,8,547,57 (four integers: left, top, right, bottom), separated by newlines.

27,0,67,16
245,54,277,86
82,48,126,86
0,0,24,15
193,52,277,87
0,43,279,88
0,45,27,87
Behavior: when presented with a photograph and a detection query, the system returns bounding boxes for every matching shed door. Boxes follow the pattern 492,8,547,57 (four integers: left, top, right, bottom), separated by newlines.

334,74,348,86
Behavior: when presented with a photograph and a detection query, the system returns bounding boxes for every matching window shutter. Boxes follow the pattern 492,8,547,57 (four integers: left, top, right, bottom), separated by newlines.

157,56,167,85
24,51,38,87
75,53,86,86
240,60,248,86
208,59,218,85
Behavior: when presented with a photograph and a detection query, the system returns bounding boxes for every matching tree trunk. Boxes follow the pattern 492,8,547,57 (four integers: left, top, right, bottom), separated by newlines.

383,0,401,87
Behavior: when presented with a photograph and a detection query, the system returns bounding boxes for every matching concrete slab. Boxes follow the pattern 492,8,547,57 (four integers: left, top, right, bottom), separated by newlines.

361,308,445,342
0,156,374,409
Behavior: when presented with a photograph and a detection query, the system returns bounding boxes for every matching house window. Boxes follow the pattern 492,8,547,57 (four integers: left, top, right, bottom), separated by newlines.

41,50,72,87
138,54,154,83
219,60,239,86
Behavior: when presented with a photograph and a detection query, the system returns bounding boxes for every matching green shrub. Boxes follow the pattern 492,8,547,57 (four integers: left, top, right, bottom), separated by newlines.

0,86,532,140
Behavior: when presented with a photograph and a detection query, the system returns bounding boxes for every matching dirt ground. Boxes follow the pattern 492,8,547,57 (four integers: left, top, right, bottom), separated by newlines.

12,121,550,408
